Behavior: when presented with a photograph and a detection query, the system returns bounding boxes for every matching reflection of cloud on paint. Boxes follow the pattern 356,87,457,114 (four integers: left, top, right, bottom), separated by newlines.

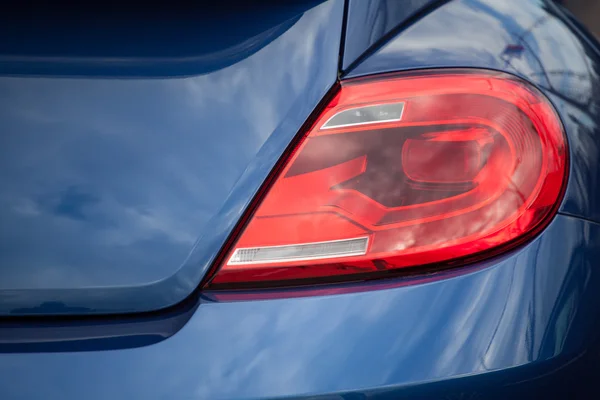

175,267,504,397
379,2,509,63
50,185,100,221
98,206,197,247
10,198,41,217
429,271,498,376
185,290,401,398
370,0,592,101
179,3,325,151
0,1,332,291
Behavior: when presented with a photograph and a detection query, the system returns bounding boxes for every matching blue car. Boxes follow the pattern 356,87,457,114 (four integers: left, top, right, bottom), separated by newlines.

1,0,600,398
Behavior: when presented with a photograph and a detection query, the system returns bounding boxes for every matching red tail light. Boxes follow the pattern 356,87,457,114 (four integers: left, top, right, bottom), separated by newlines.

205,70,567,288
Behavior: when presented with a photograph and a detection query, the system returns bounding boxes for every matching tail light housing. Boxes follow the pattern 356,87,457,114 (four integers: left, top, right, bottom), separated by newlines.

205,70,567,289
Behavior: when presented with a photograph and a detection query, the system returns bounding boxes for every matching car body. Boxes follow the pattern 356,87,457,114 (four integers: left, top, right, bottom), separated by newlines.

1,0,600,398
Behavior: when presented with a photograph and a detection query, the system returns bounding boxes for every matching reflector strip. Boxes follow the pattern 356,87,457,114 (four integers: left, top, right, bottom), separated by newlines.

228,237,369,265
321,102,404,129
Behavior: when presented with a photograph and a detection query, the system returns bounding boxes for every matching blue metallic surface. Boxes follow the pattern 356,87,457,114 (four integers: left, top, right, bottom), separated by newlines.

342,0,436,70
0,2,322,77
1,215,600,398
0,295,198,352
0,0,344,315
347,0,600,225
2,0,600,399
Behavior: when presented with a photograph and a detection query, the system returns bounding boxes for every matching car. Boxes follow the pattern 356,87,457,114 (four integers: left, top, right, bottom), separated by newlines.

1,0,599,398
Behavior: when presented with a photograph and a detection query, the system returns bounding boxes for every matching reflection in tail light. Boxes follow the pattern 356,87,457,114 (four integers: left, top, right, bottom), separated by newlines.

205,70,567,288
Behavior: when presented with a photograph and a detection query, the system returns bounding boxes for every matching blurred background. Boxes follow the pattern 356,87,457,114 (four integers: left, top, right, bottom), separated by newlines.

563,0,600,38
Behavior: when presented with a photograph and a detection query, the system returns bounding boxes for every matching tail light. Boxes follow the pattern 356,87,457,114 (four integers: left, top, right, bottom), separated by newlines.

205,70,567,289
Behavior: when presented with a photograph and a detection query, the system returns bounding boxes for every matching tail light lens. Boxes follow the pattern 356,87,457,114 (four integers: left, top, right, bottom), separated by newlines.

205,70,567,288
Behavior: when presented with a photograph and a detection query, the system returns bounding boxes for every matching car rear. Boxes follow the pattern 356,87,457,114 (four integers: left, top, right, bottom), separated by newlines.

1,0,600,399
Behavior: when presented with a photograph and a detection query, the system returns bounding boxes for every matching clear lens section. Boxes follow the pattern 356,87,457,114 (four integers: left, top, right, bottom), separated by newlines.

228,237,369,265
321,102,404,129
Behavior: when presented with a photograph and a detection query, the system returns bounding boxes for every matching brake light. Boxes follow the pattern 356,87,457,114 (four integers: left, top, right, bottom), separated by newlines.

206,70,567,288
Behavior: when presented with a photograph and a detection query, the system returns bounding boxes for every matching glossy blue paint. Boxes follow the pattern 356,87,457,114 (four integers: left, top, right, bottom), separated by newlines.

0,295,198,352
342,0,436,70
0,2,322,77
1,215,600,398
346,0,600,225
0,0,344,316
